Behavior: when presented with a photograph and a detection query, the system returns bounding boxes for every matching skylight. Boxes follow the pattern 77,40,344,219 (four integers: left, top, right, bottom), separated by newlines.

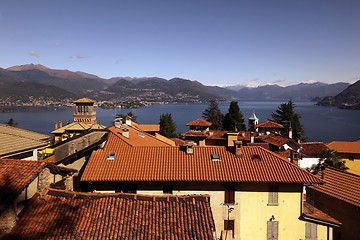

107,152,116,160
211,154,221,161
137,133,145,138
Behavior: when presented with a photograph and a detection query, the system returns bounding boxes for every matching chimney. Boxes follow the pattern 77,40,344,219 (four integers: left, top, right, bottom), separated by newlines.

227,133,239,147
114,118,122,128
250,132,255,143
122,128,130,138
125,116,132,126
185,141,195,155
288,127,293,139
290,151,299,166
234,140,243,158
54,122,58,130
59,121,63,128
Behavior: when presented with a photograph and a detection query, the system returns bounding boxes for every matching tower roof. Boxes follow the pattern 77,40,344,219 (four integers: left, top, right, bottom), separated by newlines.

73,97,96,104
248,111,259,121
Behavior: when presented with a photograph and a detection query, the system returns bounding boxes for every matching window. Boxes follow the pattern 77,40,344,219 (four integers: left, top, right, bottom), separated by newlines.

211,154,221,161
224,220,234,238
268,186,279,206
163,185,173,194
124,185,137,193
305,223,317,240
267,221,278,240
224,186,235,204
349,155,354,161
107,152,116,160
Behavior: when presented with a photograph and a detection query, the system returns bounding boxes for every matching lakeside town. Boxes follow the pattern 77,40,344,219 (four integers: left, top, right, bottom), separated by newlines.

1,97,359,240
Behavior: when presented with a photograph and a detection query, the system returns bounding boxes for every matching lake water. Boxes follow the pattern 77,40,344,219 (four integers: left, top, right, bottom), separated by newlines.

1,100,360,142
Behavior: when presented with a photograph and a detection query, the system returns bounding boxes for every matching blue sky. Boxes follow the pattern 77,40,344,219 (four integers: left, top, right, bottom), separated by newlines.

0,0,359,86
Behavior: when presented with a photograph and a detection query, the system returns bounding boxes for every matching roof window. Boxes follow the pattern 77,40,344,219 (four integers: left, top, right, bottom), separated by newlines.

251,154,261,161
137,133,145,138
211,154,221,161
107,152,116,160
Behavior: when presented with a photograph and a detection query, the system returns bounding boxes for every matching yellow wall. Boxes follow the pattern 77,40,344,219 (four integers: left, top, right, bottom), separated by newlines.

135,183,332,240
341,154,360,175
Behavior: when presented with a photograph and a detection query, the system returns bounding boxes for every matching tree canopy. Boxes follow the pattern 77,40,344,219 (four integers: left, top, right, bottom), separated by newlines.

117,111,137,123
159,113,177,138
202,99,224,130
223,101,245,131
309,148,348,174
271,100,305,141
6,118,18,127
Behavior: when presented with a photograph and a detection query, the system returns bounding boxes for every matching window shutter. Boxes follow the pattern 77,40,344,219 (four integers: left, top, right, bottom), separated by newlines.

305,223,317,240
224,186,235,204
267,221,278,240
268,186,279,205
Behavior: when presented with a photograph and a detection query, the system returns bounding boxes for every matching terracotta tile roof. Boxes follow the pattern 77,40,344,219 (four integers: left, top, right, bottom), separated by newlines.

73,97,96,103
326,141,360,154
109,125,172,147
81,131,322,184
136,124,160,132
186,119,212,127
181,131,208,138
308,168,360,207
207,131,228,140
300,142,327,157
171,138,186,146
258,133,292,147
302,201,341,226
256,121,284,129
89,123,107,130
0,124,50,157
51,122,90,134
4,189,216,240
0,158,46,213
246,143,271,151
238,131,259,141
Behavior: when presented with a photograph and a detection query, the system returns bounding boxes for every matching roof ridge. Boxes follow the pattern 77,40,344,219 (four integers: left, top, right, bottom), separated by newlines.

44,188,211,202
257,146,323,183
325,167,360,179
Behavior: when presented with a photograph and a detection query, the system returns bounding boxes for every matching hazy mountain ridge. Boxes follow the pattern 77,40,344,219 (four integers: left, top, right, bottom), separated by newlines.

227,82,350,100
317,80,360,109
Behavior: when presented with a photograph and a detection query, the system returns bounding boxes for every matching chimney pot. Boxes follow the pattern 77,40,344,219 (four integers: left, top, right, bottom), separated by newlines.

54,122,58,130
59,121,63,128
234,140,243,158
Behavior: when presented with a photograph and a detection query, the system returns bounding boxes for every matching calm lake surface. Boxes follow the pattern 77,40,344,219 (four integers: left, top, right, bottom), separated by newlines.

1,100,360,142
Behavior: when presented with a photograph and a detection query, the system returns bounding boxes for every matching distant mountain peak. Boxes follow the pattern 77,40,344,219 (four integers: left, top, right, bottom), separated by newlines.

7,63,49,71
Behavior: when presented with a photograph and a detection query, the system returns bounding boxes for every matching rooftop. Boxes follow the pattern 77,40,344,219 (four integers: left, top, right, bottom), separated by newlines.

302,201,341,226
4,189,216,240
326,141,360,154
186,119,212,127
0,158,46,212
300,142,327,157
256,121,284,129
81,130,322,184
258,133,294,147
0,124,50,157
308,167,360,207
73,97,96,104
51,122,91,134
108,125,173,147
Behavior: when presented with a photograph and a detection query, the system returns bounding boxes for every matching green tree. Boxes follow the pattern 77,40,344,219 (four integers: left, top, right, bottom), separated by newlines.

117,111,137,123
271,100,305,141
202,99,224,130
223,101,245,131
309,148,348,174
6,118,18,127
159,113,177,138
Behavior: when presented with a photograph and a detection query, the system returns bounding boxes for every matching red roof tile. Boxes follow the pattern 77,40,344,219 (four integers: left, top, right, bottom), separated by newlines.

0,158,46,212
109,125,172,147
81,131,322,184
4,189,216,240
300,142,327,157
308,168,360,207
326,141,360,154
256,121,284,129
186,119,212,127
259,133,292,147
302,201,341,226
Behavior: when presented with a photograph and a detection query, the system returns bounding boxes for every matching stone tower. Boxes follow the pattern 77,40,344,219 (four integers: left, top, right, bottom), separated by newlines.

73,97,97,125
248,110,259,132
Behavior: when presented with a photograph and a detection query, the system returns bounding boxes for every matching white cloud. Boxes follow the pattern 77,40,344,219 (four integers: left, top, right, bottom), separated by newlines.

77,55,89,59
28,50,40,58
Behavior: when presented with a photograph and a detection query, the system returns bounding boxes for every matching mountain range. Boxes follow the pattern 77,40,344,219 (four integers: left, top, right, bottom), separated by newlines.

317,80,360,110
0,64,352,106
